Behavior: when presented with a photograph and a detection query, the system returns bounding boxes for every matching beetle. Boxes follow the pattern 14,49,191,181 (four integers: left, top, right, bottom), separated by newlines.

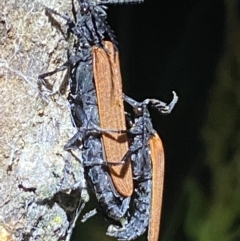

37,0,138,229
62,45,132,222
39,0,142,197
106,92,178,241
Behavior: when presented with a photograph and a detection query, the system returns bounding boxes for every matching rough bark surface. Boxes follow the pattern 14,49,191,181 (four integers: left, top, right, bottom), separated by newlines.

0,1,87,240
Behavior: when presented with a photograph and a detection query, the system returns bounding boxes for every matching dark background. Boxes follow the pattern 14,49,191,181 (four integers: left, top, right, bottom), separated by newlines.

73,0,240,240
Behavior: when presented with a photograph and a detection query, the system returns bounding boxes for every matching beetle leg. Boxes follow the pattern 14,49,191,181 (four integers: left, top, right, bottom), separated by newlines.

107,138,142,166
124,91,178,115
123,94,141,108
81,208,98,223
38,62,69,84
45,7,75,28
148,91,178,114
66,200,86,241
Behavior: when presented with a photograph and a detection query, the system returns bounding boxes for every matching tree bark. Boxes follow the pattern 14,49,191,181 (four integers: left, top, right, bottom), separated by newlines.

0,1,87,240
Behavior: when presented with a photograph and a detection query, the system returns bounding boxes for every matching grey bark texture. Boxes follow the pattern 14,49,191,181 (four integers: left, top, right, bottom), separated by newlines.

0,1,87,240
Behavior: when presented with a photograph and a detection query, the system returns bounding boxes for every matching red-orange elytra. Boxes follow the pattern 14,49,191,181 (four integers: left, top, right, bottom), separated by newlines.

92,41,133,197
148,133,164,241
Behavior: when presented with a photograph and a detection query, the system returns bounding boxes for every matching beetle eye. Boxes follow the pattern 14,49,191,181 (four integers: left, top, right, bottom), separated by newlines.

137,107,142,113
133,106,143,116
81,5,88,13
80,0,89,14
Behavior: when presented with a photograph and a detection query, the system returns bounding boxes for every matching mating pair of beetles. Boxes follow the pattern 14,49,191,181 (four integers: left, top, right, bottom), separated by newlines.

39,0,178,240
